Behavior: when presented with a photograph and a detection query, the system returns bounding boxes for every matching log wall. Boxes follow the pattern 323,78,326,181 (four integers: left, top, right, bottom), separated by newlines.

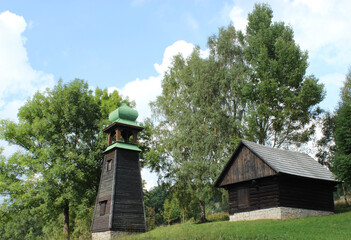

227,176,279,214
227,175,336,215
279,175,335,212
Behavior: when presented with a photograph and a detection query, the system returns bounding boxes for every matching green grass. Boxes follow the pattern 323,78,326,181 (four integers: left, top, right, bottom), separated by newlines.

120,211,351,240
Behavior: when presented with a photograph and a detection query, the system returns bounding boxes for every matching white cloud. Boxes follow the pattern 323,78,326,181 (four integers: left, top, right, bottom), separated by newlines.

0,99,26,122
154,40,195,76
269,1,351,66
0,10,54,121
229,6,247,32
320,73,345,87
0,10,26,34
227,1,351,67
109,76,162,121
0,11,54,158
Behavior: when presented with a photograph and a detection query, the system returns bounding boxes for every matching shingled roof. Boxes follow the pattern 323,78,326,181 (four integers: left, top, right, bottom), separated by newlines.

215,140,337,186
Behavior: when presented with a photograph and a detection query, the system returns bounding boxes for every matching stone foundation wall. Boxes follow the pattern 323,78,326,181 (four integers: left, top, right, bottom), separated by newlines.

92,231,134,240
280,207,333,219
229,207,333,221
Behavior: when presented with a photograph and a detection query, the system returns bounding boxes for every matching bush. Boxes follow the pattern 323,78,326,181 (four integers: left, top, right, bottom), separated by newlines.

162,199,181,225
335,202,351,213
206,212,229,222
146,207,156,230
334,193,351,213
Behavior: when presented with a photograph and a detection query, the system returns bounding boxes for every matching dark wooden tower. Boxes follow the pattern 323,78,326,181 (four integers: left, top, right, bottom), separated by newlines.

92,104,146,239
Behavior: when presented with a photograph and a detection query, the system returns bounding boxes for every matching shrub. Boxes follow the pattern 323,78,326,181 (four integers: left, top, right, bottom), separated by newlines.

206,212,229,222
335,201,351,213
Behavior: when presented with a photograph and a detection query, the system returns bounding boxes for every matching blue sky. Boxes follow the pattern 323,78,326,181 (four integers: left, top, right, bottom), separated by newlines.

0,0,350,189
0,1,226,90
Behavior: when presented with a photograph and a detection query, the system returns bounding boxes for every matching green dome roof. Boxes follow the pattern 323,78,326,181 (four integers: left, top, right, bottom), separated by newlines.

109,103,138,123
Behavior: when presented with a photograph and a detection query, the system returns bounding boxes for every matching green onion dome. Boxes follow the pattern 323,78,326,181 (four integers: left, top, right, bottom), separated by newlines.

109,103,138,123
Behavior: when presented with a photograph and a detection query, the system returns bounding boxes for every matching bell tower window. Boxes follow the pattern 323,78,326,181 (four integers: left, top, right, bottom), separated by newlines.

99,200,107,216
106,159,112,171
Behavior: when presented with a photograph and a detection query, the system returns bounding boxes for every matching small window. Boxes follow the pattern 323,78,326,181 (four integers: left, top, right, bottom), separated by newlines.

100,200,107,216
106,159,112,171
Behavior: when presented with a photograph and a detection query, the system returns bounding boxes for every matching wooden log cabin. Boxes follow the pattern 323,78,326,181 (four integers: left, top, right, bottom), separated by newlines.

215,140,339,221
91,104,146,240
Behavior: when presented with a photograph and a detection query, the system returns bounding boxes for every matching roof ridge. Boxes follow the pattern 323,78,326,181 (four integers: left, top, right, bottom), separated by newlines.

242,140,307,155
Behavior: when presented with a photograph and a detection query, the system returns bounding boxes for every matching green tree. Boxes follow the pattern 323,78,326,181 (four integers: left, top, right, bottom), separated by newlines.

150,3,324,224
315,111,350,205
146,207,156,230
243,3,324,146
316,112,336,168
162,198,181,225
144,185,168,226
0,79,129,239
148,185,167,216
152,44,245,222
333,69,351,203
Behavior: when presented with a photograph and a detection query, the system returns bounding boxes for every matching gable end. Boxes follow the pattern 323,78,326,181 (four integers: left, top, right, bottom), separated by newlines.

217,145,276,187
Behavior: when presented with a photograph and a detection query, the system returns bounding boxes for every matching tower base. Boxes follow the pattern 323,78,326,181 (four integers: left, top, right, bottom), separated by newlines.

92,231,135,240
229,207,333,221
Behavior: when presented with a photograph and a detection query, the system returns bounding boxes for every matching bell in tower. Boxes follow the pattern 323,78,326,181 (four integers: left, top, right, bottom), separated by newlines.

91,103,146,240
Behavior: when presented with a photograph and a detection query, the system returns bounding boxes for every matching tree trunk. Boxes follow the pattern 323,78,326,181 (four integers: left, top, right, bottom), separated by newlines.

182,208,185,223
199,200,207,223
63,202,70,240
343,184,350,207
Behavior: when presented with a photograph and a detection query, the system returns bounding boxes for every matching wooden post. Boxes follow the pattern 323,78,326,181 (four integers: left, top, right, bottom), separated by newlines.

116,129,121,142
108,134,112,145
133,131,138,144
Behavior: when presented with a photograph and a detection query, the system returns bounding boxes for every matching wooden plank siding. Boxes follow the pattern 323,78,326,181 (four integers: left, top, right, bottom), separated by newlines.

220,146,276,187
92,148,146,233
91,151,116,232
279,175,335,212
112,149,146,232
227,176,279,214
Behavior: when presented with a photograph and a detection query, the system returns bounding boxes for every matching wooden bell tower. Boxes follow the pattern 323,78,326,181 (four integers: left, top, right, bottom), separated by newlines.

91,103,146,240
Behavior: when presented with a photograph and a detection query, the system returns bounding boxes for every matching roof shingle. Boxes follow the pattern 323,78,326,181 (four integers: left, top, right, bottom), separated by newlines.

241,140,336,182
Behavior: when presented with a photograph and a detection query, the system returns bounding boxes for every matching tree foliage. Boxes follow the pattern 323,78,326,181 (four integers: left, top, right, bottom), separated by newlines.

162,198,181,225
316,112,336,168
333,69,351,185
152,47,240,222
144,185,168,228
0,79,130,239
243,3,324,146
316,69,351,205
149,3,324,223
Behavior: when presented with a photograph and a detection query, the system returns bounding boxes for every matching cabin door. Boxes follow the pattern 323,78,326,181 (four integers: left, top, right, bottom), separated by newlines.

237,188,250,209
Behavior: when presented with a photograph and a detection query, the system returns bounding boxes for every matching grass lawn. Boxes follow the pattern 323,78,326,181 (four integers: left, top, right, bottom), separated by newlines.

120,211,351,240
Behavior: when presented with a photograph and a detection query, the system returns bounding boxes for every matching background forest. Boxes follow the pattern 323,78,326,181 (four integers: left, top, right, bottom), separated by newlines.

0,4,350,240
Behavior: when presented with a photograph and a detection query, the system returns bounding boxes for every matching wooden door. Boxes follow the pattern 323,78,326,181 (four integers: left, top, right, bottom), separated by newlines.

238,188,249,209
